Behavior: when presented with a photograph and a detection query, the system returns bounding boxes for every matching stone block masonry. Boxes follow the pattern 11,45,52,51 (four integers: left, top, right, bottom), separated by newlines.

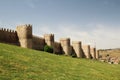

72,41,83,58
60,38,71,55
96,50,100,59
44,34,54,47
16,24,32,49
90,47,96,59
82,45,91,59
32,35,45,50
0,24,99,59
0,28,19,45
54,42,62,54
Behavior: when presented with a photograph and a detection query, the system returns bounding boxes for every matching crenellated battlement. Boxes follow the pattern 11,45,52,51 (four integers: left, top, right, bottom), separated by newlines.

44,34,54,41
44,34,54,46
0,27,19,45
0,28,16,33
0,24,99,59
16,24,32,29
16,24,32,48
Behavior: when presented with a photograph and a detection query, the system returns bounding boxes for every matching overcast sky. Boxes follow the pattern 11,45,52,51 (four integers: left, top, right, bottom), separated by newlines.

0,0,120,49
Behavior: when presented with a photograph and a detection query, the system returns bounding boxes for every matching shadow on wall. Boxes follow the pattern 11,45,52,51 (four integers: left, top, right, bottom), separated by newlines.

0,28,19,45
0,24,99,59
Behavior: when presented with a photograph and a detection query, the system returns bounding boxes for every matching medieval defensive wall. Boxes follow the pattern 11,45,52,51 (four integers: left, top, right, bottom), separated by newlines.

0,24,100,59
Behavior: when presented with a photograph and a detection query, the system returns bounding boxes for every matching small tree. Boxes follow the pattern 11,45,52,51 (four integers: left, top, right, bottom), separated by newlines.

44,45,53,53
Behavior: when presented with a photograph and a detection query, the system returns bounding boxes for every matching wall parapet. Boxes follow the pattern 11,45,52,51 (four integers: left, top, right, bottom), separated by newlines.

32,35,45,50
72,41,82,58
0,24,99,59
82,45,91,59
60,38,71,55
0,28,17,33
0,27,19,45
44,34,54,47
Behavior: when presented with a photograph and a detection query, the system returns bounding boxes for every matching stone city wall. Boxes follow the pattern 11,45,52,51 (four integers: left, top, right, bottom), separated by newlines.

54,42,62,54
16,24,32,49
44,34,54,47
72,41,83,58
82,45,91,59
0,24,99,59
60,38,71,55
32,35,45,50
0,28,19,45
90,47,96,59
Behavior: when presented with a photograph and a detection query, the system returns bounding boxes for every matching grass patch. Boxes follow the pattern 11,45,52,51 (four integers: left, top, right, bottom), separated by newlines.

0,43,120,80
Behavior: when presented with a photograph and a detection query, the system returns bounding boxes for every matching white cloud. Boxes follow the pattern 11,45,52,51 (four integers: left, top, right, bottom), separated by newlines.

33,24,120,49
92,24,120,49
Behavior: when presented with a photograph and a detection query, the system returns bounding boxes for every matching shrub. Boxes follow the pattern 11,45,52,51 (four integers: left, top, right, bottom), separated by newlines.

44,45,53,53
71,53,77,58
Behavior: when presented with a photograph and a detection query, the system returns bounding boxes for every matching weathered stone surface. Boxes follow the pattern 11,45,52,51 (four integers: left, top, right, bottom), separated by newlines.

0,24,99,60
32,35,45,50
96,50,99,59
44,34,54,47
54,42,62,54
16,24,32,48
90,47,96,59
72,41,83,58
82,45,91,58
0,28,19,45
60,38,71,55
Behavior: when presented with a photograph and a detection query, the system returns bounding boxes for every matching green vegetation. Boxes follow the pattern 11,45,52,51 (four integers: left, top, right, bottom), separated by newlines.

44,45,53,53
0,43,120,80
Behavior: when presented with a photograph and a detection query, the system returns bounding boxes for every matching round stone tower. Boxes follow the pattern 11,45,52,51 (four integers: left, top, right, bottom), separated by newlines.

60,38,71,55
44,34,54,47
72,41,83,58
96,50,99,59
16,24,32,48
82,45,91,58
90,47,96,59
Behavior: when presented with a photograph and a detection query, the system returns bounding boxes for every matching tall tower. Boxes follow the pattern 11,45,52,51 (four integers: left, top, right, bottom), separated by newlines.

16,24,32,48
60,38,71,55
82,45,91,58
90,47,96,59
44,34,54,47
72,41,83,58
96,50,99,59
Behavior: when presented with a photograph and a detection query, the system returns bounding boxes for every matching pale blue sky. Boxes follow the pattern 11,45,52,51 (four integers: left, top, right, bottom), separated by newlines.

0,0,120,49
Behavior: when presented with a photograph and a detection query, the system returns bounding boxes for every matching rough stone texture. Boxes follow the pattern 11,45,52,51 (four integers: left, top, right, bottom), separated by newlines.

0,28,19,45
96,50,99,59
44,34,54,47
82,45,91,58
90,47,96,59
60,38,71,55
54,42,62,54
0,24,98,60
72,41,83,58
16,24,32,48
32,35,45,50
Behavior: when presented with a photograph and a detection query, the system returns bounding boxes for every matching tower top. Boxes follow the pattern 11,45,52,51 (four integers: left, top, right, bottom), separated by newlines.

60,38,70,41
16,24,32,29
44,34,54,37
